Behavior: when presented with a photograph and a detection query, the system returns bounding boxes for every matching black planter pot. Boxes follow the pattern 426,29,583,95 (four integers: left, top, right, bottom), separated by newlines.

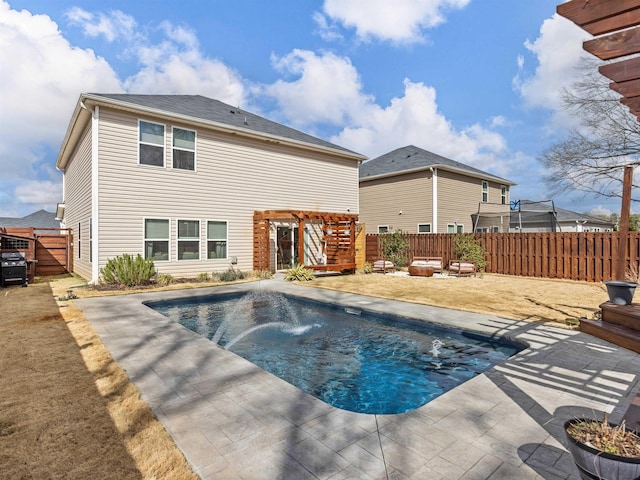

604,281,638,305
564,419,640,480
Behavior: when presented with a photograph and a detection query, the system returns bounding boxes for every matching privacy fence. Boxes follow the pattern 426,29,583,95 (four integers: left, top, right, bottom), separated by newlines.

365,232,640,283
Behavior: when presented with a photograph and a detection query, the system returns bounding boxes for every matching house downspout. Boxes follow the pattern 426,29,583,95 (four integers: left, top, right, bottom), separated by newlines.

430,167,438,233
89,105,100,284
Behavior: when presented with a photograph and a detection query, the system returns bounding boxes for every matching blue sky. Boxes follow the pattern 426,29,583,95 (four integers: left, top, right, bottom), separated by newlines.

1,0,616,218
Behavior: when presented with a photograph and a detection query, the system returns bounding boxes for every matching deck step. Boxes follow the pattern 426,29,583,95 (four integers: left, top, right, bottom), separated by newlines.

599,302,640,332
579,317,640,354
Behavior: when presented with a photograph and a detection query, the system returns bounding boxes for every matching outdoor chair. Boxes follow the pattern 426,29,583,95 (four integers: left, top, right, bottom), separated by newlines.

372,259,395,273
411,256,443,273
448,259,477,277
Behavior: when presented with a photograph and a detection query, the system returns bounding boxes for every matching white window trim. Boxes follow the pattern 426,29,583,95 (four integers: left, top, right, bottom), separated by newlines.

171,126,197,172
207,219,228,260
377,225,389,233
143,217,170,262
177,219,201,261
417,223,432,234
501,185,507,205
482,180,489,203
138,119,166,168
448,223,464,234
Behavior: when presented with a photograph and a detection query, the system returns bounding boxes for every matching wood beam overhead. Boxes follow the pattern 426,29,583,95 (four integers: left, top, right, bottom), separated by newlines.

599,57,640,83
557,0,640,35
610,78,640,99
583,27,640,60
558,0,640,119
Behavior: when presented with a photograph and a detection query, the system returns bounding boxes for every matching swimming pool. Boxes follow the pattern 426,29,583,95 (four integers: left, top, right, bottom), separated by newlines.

148,291,524,414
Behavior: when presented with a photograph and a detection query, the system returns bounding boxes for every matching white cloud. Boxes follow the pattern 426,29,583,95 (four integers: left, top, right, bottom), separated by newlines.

589,205,613,217
263,50,371,126
14,180,62,209
262,49,512,176
65,7,138,42
513,13,590,126
319,0,470,44
0,1,122,184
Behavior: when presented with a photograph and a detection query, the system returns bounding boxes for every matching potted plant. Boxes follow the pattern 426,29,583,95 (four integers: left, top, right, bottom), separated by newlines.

564,414,640,479
604,263,639,305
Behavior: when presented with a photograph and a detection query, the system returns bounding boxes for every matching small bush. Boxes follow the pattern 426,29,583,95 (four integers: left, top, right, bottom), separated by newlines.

284,264,315,281
196,272,211,282
362,262,373,274
381,229,409,268
218,267,247,282
157,274,174,286
453,234,488,271
253,269,274,279
100,254,156,287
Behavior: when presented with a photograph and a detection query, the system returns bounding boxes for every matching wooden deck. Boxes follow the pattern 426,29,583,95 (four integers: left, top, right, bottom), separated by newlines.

579,302,640,355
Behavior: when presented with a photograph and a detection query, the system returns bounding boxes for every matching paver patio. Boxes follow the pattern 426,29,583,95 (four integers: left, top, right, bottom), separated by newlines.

75,278,640,480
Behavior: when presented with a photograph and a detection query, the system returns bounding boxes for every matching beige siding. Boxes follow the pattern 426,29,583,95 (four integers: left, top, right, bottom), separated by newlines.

359,171,432,234
63,124,93,281
95,108,359,277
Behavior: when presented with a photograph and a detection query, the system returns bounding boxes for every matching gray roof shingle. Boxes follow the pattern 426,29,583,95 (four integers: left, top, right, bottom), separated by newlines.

359,145,515,185
90,94,363,157
0,210,60,229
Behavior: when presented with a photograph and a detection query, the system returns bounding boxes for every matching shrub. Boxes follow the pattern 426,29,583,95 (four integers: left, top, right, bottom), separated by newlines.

157,274,174,286
196,272,211,282
453,234,488,271
218,267,247,282
100,254,156,287
284,264,315,281
253,269,274,279
362,262,373,274
381,229,409,267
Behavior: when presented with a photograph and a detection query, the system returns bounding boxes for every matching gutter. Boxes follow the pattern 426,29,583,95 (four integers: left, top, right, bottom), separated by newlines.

359,165,516,186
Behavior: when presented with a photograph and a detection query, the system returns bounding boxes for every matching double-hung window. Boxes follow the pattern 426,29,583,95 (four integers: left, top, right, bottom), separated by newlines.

482,181,489,203
501,185,507,205
447,224,464,234
139,120,165,167
207,221,227,259
173,127,196,170
177,220,200,260
144,219,169,261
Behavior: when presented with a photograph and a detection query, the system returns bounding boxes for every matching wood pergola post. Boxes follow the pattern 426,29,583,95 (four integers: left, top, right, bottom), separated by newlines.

616,165,634,280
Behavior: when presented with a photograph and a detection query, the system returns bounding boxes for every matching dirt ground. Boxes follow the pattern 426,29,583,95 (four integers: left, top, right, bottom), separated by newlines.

0,272,608,479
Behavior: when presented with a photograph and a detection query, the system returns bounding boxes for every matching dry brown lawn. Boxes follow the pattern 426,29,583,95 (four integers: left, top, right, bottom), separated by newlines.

0,271,608,478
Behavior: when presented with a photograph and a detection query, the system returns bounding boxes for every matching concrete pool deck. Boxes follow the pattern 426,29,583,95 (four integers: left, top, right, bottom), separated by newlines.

76,279,640,480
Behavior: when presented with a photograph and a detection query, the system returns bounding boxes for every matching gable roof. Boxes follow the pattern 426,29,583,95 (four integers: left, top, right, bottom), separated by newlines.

57,94,366,170
0,209,61,229
359,145,515,185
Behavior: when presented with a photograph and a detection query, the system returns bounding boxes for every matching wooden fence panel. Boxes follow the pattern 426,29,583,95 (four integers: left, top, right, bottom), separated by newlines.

365,231,640,283
35,234,71,276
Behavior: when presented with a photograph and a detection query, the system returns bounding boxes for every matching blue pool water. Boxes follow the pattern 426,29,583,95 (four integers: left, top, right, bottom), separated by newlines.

148,291,524,414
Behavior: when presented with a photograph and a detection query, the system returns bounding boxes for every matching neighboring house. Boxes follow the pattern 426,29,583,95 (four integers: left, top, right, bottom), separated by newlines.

509,200,615,232
0,209,61,229
55,93,366,284
359,145,516,234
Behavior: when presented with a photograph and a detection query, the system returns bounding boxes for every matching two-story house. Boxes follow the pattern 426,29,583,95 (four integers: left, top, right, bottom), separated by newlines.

359,145,516,234
55,94,366,283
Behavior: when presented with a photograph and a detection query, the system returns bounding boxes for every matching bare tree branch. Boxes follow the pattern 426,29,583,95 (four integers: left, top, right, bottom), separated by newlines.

539,57,640,202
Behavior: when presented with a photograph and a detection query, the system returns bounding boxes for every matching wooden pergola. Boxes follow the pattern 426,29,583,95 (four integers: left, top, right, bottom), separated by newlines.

253,210,358,273
558,0,640,358
558,0,640,119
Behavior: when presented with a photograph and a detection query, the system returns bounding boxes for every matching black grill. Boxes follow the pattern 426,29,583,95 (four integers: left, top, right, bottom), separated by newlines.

1,252,28,287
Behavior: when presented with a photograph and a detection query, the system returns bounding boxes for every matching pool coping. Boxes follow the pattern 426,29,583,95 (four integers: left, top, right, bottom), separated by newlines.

76,279,640,479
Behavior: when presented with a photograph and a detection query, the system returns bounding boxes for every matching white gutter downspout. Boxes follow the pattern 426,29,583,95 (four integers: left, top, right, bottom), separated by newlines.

90,105,100,284
430,167,438,233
